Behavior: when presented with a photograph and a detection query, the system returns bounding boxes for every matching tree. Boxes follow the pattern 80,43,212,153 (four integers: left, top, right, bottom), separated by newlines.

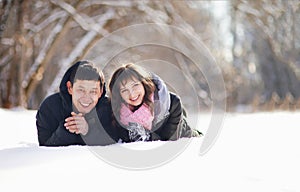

1,0,299,112
231,0,300,110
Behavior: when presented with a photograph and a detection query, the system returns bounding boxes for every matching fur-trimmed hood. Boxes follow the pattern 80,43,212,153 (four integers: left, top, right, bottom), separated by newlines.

151,73,171,129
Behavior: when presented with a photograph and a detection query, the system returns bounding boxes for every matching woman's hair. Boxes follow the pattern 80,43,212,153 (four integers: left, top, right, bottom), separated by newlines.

109,63,155,120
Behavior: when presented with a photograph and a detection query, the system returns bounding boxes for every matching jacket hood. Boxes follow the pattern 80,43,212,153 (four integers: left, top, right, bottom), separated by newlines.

59,61,107,110
151,73,171,128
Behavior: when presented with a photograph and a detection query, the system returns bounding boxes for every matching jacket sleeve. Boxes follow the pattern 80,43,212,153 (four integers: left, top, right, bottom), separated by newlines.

36,97,78,146
154,93,182,141
113,121,131,143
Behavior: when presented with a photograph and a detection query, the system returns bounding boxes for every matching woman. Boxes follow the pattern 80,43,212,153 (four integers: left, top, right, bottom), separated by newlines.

109,63,202,142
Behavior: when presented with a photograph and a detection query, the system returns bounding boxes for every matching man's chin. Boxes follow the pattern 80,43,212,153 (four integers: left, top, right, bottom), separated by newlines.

78,107,92,114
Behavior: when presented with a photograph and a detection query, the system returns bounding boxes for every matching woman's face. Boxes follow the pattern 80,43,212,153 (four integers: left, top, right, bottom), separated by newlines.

119,77,145,107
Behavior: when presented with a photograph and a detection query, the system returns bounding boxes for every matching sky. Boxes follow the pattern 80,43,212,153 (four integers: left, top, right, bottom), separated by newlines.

0,108,299,192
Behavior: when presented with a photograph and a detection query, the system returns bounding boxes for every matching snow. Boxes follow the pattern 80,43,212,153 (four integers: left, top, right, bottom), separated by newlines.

0,108,299,192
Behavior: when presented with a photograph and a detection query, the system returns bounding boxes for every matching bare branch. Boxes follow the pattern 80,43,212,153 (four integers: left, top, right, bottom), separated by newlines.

22,16,68,89
0,53,13,68
50,0,109,36
46,9,116,96
136,1,169,23
237,2,261,17
80,0,134,8
51,0,133,49
0,0,12,37
26,10,67,38
31,3,52,23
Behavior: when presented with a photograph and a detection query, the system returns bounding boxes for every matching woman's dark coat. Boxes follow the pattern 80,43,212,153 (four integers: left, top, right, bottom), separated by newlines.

117,75,201,142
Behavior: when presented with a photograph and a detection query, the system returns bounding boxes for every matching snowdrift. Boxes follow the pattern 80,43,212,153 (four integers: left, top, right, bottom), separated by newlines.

0,108,299,192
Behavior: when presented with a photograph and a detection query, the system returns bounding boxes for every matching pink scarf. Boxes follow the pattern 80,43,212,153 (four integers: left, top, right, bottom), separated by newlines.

119,103,154,130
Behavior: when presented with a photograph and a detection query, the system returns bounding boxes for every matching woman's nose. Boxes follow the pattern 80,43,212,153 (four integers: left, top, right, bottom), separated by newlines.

128,89,135,96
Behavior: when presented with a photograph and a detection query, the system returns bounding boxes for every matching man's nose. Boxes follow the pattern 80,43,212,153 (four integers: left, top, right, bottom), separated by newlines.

82,91,92,98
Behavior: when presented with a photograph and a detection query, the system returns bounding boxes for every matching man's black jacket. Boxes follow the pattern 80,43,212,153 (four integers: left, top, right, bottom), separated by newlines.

36,62,118,146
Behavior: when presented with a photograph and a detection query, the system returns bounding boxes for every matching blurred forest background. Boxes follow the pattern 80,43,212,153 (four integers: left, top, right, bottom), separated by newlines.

0,0,300,112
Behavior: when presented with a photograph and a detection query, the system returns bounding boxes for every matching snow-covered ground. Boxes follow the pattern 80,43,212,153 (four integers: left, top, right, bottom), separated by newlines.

0,108,299,192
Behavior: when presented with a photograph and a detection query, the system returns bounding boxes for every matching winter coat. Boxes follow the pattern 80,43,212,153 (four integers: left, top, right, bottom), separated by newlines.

118,74,201,142
36,62,118,146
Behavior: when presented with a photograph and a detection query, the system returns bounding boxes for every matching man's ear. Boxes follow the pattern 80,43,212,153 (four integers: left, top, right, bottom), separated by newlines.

66,81,73,95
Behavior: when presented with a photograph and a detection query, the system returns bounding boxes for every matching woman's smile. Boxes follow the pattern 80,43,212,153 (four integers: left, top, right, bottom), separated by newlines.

120,78,145,107
130,95,139,101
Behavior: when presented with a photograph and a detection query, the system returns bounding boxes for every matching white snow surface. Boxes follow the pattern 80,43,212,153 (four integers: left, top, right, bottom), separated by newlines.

0,108,299,192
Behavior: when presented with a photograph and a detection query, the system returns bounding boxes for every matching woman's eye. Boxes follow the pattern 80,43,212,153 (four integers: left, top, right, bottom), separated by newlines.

121,89,128,94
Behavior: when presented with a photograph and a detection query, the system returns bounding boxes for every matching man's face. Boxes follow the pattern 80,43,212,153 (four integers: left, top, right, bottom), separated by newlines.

68,80,102,114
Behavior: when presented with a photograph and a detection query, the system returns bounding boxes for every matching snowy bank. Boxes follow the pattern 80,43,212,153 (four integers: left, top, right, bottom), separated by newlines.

0,108,299,192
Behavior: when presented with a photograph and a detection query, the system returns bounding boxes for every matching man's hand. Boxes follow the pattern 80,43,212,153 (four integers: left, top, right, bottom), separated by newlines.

64,112,89,135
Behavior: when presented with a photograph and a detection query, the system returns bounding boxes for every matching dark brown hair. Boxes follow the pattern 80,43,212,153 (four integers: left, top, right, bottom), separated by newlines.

70,60,104,88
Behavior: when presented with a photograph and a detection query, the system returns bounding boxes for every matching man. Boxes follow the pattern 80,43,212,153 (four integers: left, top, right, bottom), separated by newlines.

36,60,118,146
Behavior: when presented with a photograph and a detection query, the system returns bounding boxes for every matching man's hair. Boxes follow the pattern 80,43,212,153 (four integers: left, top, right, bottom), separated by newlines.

69,60,104,88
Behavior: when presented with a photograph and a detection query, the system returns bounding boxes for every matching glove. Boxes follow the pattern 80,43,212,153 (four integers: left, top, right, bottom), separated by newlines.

126,122,151,142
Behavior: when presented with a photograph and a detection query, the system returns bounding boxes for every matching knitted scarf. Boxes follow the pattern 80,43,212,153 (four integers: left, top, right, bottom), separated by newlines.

119,103,154,130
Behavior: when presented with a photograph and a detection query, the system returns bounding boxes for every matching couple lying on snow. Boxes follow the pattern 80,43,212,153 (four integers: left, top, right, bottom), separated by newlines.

36,60,202,146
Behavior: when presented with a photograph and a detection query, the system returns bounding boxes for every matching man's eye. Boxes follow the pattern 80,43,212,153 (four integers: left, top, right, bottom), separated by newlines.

90,91,97,95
